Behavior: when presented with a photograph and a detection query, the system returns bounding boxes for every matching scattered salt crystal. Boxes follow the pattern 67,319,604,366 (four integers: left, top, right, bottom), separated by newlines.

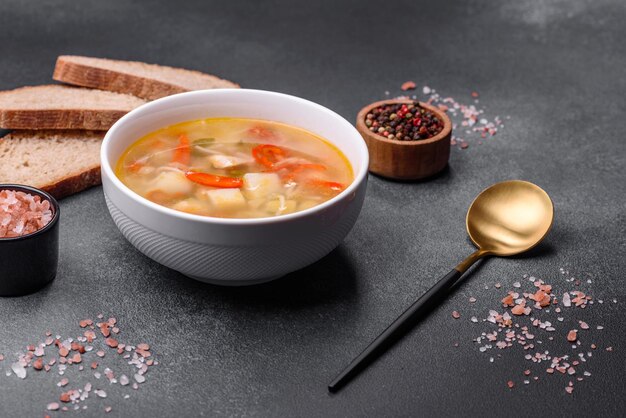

563,293,571,307
11,362,26,379
401,81,416,91
134,373,146,384
47,402,60,411
451,267,612,395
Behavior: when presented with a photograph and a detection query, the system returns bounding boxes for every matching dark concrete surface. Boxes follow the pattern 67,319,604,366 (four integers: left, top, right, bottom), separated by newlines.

1,0,625,416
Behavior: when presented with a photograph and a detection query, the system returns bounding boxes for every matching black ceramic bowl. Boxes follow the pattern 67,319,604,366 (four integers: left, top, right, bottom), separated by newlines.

0,184,59,296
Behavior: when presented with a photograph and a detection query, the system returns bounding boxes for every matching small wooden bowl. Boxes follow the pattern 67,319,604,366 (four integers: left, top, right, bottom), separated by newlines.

356,99,452,180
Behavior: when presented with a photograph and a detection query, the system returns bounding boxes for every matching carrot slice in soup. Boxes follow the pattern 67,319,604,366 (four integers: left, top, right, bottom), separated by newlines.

252,144,287,168
185,171,243,188
172,134,191,165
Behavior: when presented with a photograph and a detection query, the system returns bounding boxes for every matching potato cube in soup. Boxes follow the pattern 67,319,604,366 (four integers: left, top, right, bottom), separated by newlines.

149,170,193,196
242,173,283,200
203,188,247,212
208,155,249,169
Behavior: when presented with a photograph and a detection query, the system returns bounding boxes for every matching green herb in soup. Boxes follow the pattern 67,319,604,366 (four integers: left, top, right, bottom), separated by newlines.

116,118,353,218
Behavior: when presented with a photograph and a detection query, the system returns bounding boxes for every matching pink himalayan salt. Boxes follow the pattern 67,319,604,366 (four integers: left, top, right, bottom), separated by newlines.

0,190,52,238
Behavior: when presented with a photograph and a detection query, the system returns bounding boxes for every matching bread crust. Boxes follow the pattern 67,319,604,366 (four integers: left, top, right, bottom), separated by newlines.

42,165,102,199
53,56,240,101
0,109,127,130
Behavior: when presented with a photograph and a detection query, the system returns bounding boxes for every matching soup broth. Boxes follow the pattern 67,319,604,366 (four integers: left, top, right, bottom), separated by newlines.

116,118,353,218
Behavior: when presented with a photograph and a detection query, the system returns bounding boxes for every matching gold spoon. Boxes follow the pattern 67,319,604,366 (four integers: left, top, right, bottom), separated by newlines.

328,180,554,393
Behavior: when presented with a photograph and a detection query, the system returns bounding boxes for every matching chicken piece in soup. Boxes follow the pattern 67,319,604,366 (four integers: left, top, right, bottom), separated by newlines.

116,118,353,218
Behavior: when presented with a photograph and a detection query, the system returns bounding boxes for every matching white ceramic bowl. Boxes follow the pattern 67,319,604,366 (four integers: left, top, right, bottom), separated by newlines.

101,89,369,285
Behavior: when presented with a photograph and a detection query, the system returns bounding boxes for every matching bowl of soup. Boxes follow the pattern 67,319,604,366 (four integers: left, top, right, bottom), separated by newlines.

101,89,368,285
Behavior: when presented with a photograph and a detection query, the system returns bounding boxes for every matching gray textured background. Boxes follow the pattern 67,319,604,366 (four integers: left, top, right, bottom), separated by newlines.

1,0,625,416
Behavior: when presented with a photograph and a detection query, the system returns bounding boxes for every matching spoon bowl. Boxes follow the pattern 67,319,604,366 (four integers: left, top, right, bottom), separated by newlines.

467,180,554,257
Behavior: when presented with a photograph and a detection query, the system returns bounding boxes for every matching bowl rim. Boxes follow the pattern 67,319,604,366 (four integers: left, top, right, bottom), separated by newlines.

0,184,60,242
102,88,369,226
355,98,452,146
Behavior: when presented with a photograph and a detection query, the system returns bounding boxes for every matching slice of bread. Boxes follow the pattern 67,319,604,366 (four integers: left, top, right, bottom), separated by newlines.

53,55,240,100
0,130,104,199
0,85,146,130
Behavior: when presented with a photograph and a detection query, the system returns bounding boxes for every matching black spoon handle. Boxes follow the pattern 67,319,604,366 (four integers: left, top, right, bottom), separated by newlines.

328,267,463,393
